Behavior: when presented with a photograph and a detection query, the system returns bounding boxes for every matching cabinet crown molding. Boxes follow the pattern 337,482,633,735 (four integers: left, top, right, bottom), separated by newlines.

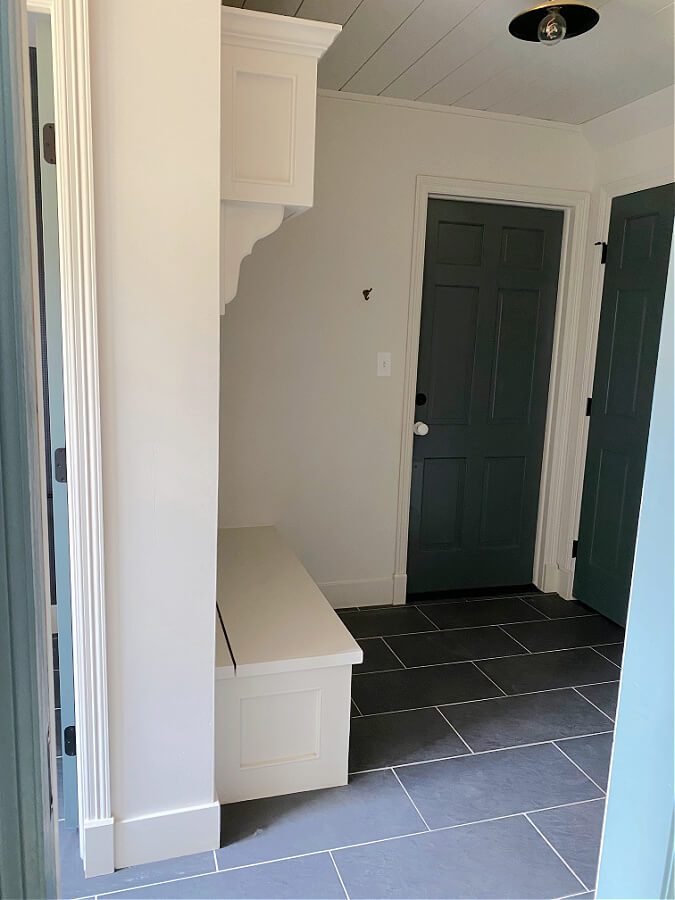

221,6,340,59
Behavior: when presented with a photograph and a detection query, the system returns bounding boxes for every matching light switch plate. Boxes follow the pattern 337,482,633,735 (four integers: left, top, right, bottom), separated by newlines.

377,352,392,377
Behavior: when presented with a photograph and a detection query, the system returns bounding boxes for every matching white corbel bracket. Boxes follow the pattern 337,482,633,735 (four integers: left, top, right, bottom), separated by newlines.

220,7,340,312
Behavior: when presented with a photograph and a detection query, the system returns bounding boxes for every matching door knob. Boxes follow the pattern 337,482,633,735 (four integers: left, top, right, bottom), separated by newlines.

413,421,429,436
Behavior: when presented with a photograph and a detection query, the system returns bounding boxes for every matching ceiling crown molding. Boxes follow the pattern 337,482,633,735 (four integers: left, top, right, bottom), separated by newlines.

221,7,340,59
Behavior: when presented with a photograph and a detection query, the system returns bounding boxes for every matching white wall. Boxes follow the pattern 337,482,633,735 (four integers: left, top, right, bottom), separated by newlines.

89,0,221,866
219,92,595,607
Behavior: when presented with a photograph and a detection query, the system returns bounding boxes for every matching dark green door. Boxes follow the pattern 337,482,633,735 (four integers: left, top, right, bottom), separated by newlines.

407,198,563,595
574,183,675,625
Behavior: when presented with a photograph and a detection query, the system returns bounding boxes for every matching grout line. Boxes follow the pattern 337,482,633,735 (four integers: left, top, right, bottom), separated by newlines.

412,606,441,631
497,624,532,654
391,767,431,831
349,731,613,775
351,697,363,716
435,706,474,753
553,741,607,795
524,813,589,892
381,637,408,669
353,679,621,718
329,850,350,900
572,686,615,724
589,645,622,670
213,848,219,873
471,660,507,696
520,596,552,619
94,798,606,898
351,633,618,656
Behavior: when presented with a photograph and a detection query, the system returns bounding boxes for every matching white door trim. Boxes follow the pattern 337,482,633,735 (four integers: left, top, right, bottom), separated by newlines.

29,0,114,875
564,165,675,602
393,175,591,604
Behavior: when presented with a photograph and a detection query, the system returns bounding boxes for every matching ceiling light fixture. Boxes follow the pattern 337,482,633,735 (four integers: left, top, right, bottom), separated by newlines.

509,2,599,45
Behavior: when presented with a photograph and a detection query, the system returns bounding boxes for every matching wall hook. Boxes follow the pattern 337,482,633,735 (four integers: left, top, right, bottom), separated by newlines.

362,288,373,301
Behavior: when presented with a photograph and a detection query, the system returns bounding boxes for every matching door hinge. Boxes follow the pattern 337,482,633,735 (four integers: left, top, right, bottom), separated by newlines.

585,397,592,417
64,725,76,757
54,447,67,484
595,240,608,264
43,123,56,165
572,539,579,559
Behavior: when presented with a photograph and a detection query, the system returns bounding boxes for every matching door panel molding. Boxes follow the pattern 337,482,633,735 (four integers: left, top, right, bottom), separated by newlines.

394,175,591,604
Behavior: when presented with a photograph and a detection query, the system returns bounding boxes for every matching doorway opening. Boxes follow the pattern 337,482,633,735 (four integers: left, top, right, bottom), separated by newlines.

573,182,675,625
28,11,77,831
406,197,564,596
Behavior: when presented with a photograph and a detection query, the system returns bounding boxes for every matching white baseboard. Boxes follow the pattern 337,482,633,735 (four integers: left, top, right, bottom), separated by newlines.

393,573,407,605
318,577,394,609
114,800,220,870
540,562,574,599
82,817,115,877
557,565,574,600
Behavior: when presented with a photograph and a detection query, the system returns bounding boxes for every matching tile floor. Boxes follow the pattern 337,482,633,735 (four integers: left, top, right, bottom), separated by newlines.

57,592,623,899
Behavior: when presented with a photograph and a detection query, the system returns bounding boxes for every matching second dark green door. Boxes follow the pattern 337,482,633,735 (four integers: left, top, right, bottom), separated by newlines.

574,183,674,625
407,199,563,595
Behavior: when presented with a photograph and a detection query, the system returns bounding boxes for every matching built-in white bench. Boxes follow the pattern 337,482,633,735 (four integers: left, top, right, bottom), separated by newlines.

214,526,362,804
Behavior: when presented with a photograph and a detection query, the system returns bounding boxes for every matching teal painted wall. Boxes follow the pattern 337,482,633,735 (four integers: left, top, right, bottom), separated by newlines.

597,226,675,898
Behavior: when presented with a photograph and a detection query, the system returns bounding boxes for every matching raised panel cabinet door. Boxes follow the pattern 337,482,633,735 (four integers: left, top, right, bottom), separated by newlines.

407,199,563,594
574,183,675,625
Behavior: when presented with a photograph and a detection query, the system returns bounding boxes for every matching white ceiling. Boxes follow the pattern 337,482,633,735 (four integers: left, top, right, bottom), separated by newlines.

223,0,675,124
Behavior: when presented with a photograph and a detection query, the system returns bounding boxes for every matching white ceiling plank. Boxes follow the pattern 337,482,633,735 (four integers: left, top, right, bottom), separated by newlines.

296,0,363,25
452,56,549,112
382,0,527,101
341,0,482,95
318,0,423,90
611,0,673,12
243,0,302,14
420,36,528,105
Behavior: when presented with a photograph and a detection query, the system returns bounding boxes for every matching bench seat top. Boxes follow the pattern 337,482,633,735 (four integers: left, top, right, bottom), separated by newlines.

217,526,362,677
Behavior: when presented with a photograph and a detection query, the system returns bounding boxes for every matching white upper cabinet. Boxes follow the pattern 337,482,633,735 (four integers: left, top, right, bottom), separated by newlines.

220,8,340,309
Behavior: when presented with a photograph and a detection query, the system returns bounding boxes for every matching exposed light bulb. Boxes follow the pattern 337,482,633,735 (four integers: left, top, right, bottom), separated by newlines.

537,7,567,45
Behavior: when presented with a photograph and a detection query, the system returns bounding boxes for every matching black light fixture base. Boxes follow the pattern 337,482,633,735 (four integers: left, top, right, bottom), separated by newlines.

509,2,599,41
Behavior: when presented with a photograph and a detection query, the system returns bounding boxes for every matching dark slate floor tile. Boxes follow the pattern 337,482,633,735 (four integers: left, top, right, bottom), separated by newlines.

59,825,215,899
521,593,594,620
423,597,545,629
55,708,62,756
217,771,424,870
105,853,345,899
52,633,59,667
396,743,602,829
530,799,605,889
577,682,619,720
355,638,403,673
333,815,583,899
476,648,620,695
440,689,613,753
351,699,360,717
502,616,625,652
338,606,436,639
386,626,526,668
555,733,614,790
349,708,467,772
593,643,623,666
351,663,502,714
54,668,60,707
